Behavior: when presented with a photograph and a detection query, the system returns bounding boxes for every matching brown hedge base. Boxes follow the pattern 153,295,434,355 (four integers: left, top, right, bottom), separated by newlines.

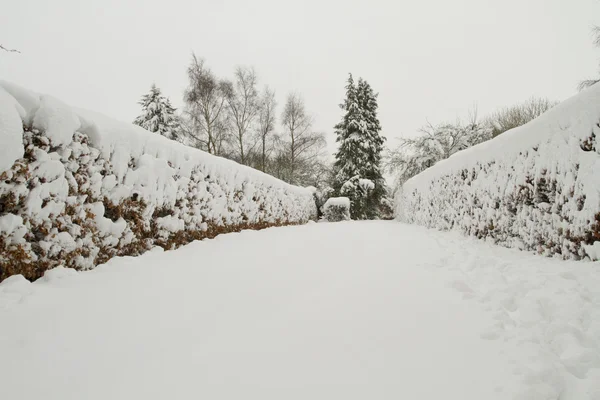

0,127,313,283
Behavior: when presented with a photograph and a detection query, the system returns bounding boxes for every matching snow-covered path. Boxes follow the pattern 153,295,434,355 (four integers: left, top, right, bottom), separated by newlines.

1,222,599,400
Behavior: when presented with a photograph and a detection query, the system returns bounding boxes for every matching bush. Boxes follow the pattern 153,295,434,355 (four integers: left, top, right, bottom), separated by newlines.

323,197,351,222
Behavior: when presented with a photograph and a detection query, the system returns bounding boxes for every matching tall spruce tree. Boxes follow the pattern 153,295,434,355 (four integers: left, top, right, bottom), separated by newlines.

333,74,387,219
133,84,180,140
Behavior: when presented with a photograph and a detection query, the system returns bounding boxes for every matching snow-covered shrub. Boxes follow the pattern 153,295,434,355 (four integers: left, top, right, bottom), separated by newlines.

0,81,317,282
395,84,600,261
323,197,351,222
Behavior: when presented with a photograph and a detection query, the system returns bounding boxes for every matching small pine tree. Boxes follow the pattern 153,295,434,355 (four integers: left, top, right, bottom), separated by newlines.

333,74,387,219
133,84,180,140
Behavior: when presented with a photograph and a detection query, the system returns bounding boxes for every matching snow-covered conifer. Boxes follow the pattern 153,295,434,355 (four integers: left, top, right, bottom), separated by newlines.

333,75,387,219
133,84,180,140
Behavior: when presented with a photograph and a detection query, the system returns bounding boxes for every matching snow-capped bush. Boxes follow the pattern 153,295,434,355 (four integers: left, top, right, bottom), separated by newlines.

323,197,351,222
0,81,317,282
395,84,600,261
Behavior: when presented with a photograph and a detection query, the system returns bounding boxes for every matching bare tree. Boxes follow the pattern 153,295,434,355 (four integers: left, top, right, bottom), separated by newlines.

257,86,277,172
386,117,491,192
579,25,600,91
224,66,260,165
183,54,229,155
280,93,326,185
486,97,558,137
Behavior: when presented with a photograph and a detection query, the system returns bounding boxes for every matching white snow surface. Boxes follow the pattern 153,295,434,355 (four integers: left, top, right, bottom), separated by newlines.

1,222,599,400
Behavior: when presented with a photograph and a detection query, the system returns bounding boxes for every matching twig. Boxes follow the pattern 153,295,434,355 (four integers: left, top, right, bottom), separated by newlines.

0,44,20,53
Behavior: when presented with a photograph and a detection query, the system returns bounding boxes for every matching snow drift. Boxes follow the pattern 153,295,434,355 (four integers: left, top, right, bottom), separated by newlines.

395,84,600,260
0,81,317,282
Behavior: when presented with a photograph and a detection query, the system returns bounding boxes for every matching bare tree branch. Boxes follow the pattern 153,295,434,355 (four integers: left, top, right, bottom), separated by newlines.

0,44,20,53
183,54,230,155
593,25,600,47
578,79,600,91
257,86,277,172
280,93,325,185
578,25,600,91
225,66,260,165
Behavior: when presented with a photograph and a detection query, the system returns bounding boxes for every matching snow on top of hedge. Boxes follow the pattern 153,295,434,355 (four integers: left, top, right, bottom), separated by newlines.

400,84,600,222
403,84,600,191
0,84,25,172
0,80,312,197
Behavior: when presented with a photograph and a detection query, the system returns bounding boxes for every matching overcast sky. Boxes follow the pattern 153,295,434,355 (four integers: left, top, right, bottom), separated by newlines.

2,0,599,154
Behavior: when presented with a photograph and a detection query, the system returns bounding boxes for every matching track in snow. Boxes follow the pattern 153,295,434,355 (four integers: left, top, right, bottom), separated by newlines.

0,221,599,400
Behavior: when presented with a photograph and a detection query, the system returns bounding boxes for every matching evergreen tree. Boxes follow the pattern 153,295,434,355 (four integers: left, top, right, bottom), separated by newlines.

133,84,180,140
333,75,387,219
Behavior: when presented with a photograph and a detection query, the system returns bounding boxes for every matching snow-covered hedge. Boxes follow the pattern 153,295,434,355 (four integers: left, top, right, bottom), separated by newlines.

323,197,351,222
395,85,600,261
0,81,317,282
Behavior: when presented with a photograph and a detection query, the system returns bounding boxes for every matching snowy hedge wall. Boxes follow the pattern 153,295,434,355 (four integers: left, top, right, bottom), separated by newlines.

395,85,600,261
0,81,317,282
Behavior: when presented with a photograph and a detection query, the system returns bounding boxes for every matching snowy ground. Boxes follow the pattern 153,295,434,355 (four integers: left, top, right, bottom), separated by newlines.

0,221,599,400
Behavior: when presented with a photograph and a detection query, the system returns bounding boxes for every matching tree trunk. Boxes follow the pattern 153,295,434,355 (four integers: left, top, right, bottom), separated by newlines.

261,136,266,172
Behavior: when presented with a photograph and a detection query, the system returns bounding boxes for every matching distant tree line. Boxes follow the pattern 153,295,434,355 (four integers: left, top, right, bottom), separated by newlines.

133,23,600,218
134,54,329,188
133,63,392,219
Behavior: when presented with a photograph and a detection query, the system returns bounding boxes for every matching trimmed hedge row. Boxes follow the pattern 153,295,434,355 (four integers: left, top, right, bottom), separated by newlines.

0,83,316,282
396,88,600,261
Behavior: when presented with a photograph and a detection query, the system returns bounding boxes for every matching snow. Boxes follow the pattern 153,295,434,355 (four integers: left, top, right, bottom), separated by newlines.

402,84,600,190
0,81,313,200
323,196,350,208
156,215,185,233
0,85,25,172
395,84,600,260
33,95,82,146
0,214,23,235
358,178,375,190
0,80,41,126
0,221,598,399
0,214,26,244
322,197,351,221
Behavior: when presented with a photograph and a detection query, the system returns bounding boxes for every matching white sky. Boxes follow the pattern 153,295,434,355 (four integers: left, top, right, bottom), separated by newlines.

2,0,599,154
